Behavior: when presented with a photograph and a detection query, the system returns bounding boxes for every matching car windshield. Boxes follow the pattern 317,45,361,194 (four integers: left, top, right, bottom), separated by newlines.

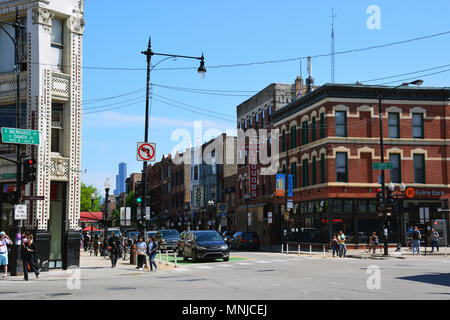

195,232,222,242
242,232,258,239
107,230,120,237
160,230,179,238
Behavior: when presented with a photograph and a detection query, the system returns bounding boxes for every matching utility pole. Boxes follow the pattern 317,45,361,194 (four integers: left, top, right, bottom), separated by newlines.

0,9,26,275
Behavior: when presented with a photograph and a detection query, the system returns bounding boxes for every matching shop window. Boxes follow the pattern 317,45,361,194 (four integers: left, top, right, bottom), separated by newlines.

368,200,377,212
333,199,343,212
389,154,401,183
343,200,353,212
51,103,64,153
320,153,326,183
412,113,424,139
335,111,347,137
359,200,368,212
413,154,425,183
388,113,400,138
336,152,348,182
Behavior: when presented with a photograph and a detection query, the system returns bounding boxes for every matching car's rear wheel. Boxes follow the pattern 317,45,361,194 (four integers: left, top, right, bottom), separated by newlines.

223,257,229,262
183,254,188,261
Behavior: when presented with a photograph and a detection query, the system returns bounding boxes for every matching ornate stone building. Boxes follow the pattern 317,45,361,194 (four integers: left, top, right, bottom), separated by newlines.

0,0,85,270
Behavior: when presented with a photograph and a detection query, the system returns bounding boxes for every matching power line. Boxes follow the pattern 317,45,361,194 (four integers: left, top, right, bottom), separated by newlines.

361,63,450,83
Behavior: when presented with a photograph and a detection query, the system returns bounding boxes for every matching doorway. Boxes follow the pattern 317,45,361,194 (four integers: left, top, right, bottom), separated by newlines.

48,182,66,269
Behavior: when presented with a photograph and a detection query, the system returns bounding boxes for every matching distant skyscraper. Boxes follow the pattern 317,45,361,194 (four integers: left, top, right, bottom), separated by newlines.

114,162,127,195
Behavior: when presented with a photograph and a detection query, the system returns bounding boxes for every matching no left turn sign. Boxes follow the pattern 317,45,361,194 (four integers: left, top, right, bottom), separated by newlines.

137,142,156,162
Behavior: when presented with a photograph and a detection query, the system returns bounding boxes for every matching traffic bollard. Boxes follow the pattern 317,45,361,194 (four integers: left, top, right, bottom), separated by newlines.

286,243,289,255
298,244,300,256
174,252,177,268
281,244,284,254
166,251,169,266
158,250,162,264
309,245,312,257
323,245,325,258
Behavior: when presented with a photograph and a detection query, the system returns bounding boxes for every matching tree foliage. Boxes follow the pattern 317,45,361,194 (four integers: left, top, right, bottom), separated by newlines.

80,183,102,212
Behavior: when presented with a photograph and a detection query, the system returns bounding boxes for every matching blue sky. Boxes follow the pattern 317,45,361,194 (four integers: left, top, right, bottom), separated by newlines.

81,0,450,193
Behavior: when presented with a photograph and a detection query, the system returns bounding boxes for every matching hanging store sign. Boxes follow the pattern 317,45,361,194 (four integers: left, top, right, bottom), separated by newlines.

250,164,257,199
275,174,285,197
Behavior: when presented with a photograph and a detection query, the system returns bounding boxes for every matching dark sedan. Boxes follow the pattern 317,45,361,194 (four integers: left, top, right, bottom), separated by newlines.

230,232,260,250
183,230,229,262
221,230,235,247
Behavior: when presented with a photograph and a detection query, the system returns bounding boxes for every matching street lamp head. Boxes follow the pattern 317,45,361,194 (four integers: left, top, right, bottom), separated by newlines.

400,182,406,192
91,193,96,201
104,178,111,190
410,79,424,86
197,54,206,77
388,182,395,191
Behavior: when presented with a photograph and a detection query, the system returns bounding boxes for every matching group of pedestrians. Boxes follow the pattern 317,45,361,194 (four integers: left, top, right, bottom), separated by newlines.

0,231,40,281
330,231,347,257
135,236,158,271
409,226,440,255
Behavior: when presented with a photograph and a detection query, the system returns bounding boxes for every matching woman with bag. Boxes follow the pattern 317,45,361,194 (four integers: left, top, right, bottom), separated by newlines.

147,236,158,272
329,234,339,257
136,237,147,271
22,234,40,281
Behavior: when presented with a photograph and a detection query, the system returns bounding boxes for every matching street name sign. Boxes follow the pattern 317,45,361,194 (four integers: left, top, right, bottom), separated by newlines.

372,162,393,170
14,204,27,220
1,127,39,145
137,142,156,162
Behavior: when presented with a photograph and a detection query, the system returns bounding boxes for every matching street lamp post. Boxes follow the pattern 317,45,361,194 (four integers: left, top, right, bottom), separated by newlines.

378,80,423,256
90,193,95,245
244,194,250,232
140,38,206,236
103,178,111,254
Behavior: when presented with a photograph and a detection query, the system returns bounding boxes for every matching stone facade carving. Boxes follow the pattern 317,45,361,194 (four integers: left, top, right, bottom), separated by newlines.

32,7,53,32
67,16,85,34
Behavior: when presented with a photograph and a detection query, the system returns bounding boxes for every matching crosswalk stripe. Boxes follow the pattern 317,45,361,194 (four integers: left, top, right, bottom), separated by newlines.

255,261,270,263
236,262,252,265
195,266,213,269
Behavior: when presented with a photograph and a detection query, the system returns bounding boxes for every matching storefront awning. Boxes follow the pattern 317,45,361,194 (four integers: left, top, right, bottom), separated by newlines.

80,212,103,222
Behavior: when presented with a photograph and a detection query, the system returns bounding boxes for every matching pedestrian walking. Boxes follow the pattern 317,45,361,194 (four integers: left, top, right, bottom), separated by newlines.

131,239,137,265
22,234,40,281
412,226,421,255
83,232,89,251
369,232,379,254
338,231,347,257
136,237,147,270
93,234,99,256
108,233,120,267
147,236,158,272
430,228,440,253
0,232,12,278
329,234,339,257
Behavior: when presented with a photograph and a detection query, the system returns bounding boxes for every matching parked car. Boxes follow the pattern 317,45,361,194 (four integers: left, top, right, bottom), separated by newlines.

183,230,229,262
221,230,235,247
146,230,158,242
230,231,260,250
126,231,140,246
177,231,189,255
156,229,180,251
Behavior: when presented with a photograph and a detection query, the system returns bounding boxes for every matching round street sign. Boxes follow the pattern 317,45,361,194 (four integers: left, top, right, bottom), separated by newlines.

137,142,156,162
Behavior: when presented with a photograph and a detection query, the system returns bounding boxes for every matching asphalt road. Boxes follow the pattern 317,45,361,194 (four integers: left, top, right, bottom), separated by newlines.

1,251,449,300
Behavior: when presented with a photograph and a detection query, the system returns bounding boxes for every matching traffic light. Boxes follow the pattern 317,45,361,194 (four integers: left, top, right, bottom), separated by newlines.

135,181,143,204
376,187,384,212
22,158,37,183
386,187,395,206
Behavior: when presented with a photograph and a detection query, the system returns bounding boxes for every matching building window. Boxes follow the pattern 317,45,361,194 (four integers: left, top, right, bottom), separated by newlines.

302,159,308,187
290,125,296,149
320,153,325,183
50,18,64,72
245,119,247,129
0,22,15,73
51,103,64,153
281,130,286,152
311,117,316,142
412,113,424,139
388,113,400,138
336,152,348,182
250,116,253,128
335,111,347,137
194,166,198,180
413,154,425,184
320,113,325,139
291,162,297,189
302,121,308,145
389,154,401,183
312,156,317,185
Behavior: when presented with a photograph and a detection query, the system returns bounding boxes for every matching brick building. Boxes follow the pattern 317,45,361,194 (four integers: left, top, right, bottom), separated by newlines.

272,83,450,246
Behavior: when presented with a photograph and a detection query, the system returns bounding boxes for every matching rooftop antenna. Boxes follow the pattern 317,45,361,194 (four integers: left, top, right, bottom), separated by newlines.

330,8,337,83
299,60,303,98
306,56,314,94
